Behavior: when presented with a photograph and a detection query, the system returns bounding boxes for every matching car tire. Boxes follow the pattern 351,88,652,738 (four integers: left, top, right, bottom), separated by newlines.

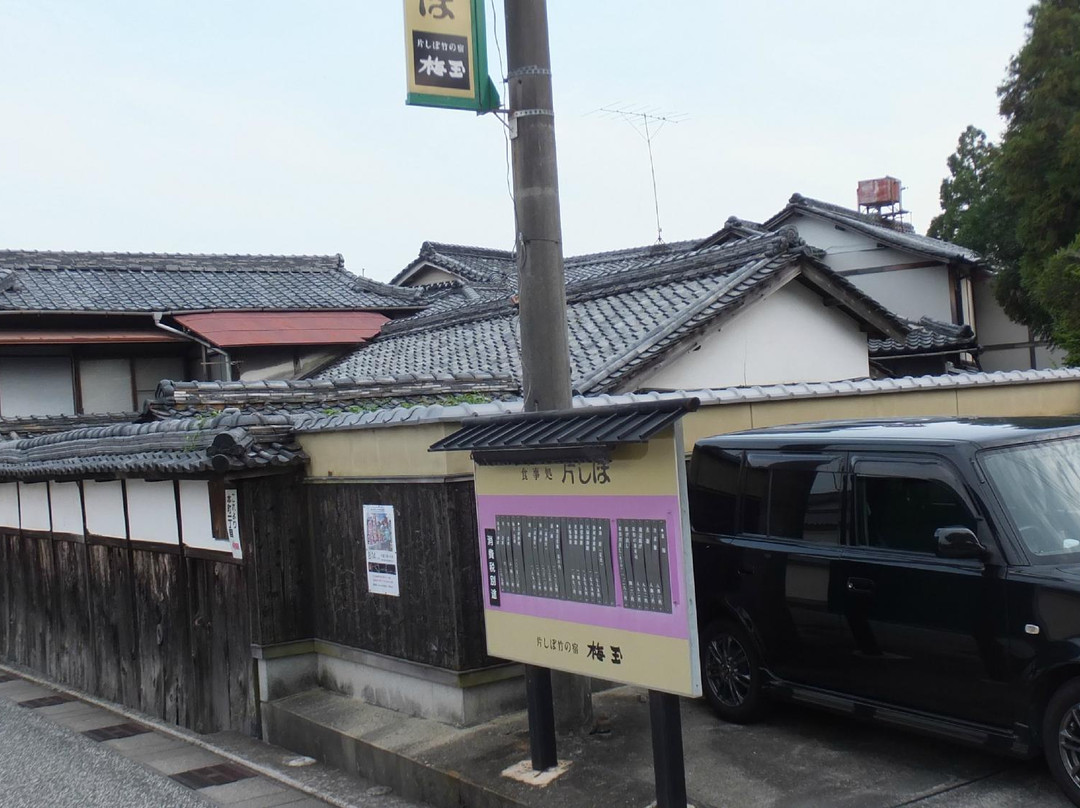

700,619,765,724
1043,678,1080,807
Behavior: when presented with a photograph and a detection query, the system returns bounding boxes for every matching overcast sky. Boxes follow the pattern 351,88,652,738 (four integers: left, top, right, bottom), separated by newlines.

0,1,1031,282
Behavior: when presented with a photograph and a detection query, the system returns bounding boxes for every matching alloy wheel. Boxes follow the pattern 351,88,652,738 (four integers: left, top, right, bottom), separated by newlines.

706,632,752,708
1059,704,1080,789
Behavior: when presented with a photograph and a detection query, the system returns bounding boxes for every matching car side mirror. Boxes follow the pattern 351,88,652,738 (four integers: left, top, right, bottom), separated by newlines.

935,526,990,560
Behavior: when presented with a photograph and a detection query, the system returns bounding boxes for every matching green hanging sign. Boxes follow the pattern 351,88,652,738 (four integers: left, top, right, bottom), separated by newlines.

403,0,500,113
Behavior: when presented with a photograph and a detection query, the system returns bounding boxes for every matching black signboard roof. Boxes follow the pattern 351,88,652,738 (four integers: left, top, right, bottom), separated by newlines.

429,398,699,458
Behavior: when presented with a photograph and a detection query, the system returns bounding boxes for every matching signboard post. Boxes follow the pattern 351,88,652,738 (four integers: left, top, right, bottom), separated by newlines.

432,400,700,805
403,0,500,112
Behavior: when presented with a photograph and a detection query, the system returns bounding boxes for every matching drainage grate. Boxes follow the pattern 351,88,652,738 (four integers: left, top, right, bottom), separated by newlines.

19,694,74,708
171,763,256,790
84,722,151,742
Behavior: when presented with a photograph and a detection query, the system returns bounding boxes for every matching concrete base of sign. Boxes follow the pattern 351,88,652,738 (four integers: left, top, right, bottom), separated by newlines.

253,639,526,728
500,759,572,787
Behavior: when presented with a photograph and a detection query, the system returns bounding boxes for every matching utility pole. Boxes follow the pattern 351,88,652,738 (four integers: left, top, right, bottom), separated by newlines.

504,0,592,763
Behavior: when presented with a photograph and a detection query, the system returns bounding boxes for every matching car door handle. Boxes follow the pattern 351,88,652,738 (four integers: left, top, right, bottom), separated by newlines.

847,577,875,594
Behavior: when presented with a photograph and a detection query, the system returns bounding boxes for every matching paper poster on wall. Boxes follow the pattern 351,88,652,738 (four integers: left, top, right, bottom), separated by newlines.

225,489,243,560
363,504,400,597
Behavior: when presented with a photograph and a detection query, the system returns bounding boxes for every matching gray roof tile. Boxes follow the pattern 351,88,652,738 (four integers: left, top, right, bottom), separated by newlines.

869,317,977,357
0,251,422,313
0,412,305,480
145,373,518,419
391,239,701,288
319,231,906,394
765,195,983,264
293,369,1080,433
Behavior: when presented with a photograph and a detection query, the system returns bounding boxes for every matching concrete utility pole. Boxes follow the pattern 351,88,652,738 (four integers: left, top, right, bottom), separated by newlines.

503,0,592,752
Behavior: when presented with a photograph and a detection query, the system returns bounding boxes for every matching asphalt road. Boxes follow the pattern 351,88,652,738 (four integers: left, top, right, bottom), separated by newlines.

0,696,212,808
678,695,1075,808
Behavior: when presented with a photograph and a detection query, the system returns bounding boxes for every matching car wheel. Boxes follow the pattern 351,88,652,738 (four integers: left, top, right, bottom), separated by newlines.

1043,678,1080,807
700,619,764,724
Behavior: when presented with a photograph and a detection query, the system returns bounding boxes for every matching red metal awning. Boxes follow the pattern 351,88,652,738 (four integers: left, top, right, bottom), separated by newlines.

172,311,390,348
0,329,186,345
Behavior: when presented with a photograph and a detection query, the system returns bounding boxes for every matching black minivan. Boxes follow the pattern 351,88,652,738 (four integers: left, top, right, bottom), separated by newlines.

689,417,1080,805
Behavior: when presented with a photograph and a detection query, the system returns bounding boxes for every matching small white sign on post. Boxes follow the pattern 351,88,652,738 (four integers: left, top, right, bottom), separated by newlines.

225,489,243,560
363,504,400,597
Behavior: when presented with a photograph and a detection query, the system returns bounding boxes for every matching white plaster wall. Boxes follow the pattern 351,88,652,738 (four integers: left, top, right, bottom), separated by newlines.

0,357,75,417
179,480,228,552
0,484,19,529
125,479,179,545
981,346,1032,374
1036,345,1066,370
786,214,954,322
636,281,869,391
407,266,456,286
787,215,917,272
238,352,296,382
847,266,952,322
974,276,1027,349
84,480,126,538
49,481,83,536
18,483,50,531
79,358,134,413
238,348,343,382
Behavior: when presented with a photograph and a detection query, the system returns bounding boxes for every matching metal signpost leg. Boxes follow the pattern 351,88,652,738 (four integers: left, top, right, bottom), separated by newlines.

526,665,558,770
649,690,688,808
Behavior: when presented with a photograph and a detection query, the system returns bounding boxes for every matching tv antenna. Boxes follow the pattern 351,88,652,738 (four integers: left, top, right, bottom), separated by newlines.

593,105,688,243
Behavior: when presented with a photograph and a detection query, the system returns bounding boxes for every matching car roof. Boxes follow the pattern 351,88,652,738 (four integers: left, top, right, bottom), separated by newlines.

695,416,1080,451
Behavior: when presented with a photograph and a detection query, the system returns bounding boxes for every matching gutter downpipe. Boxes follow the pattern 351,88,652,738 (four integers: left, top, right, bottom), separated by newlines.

152,313,233,382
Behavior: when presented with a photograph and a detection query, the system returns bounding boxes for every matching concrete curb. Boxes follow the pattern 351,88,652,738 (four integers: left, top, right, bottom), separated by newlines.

262,699,530,808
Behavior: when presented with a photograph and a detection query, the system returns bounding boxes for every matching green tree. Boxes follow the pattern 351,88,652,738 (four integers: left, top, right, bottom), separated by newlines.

930,1,1080,359
995,0,1080,355
927,126,1017,265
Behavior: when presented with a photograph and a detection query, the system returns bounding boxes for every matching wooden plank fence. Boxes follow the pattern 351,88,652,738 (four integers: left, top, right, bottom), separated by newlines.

0,508,255,734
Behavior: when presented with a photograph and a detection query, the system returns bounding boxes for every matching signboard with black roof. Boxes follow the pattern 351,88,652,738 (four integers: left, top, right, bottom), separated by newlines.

430,399,702,697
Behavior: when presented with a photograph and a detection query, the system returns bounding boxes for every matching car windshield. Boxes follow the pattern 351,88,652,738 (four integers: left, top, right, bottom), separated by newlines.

981,436,1080,561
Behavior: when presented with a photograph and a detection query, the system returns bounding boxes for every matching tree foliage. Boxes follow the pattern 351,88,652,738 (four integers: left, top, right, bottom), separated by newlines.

933,0,1080,360
927,126,1018,266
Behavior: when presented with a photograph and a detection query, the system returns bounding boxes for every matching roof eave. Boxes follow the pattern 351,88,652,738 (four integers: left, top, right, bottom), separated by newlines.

796,262,907,341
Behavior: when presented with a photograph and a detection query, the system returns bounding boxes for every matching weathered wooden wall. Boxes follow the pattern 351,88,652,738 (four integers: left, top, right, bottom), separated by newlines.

0,515,254,734
1,465,494,730
302,480,488,671
241,474,312,648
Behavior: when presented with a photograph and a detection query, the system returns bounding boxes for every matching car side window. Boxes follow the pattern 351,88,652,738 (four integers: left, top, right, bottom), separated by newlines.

746,453,843,544
688,446,741,535
855,466,977,554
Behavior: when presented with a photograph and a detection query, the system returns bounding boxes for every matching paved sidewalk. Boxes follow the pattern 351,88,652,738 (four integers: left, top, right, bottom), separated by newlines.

263,684,1073,808
0,666,427,808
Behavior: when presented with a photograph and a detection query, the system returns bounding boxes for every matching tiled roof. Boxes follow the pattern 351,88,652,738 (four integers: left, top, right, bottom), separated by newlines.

392,242,517,286
293,369,1080,433
318,231,907,395
765,195,983,264
869,317,978,357
390,239,701,288
0,412,140,438
0,412,305,481
694,216,769,249
0,251,422,313
146,373,518,419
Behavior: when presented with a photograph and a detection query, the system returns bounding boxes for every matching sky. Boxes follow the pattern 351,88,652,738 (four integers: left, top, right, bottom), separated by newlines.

0,1,1033,282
